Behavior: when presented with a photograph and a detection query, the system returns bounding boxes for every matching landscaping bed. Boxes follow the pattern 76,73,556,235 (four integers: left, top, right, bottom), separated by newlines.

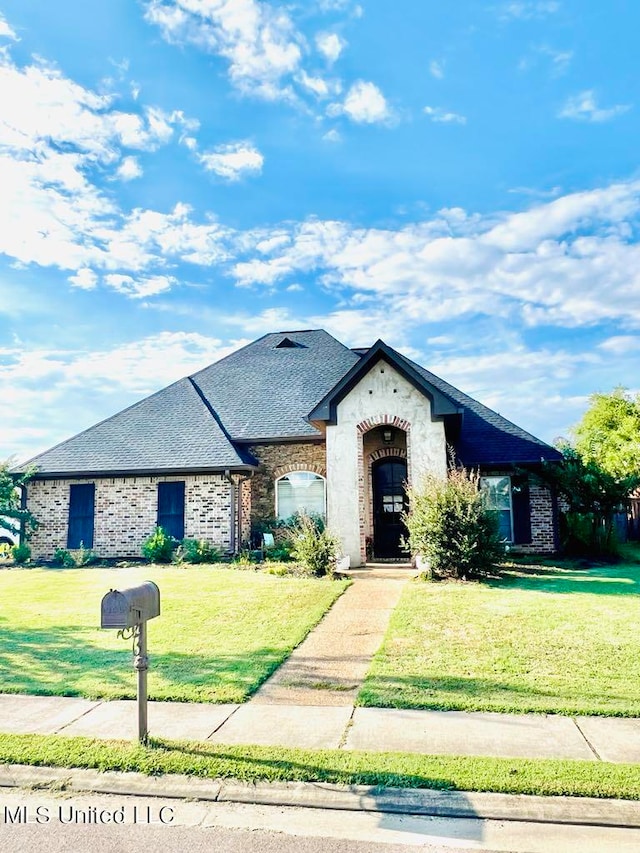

0,565,348,703
359,550,640,716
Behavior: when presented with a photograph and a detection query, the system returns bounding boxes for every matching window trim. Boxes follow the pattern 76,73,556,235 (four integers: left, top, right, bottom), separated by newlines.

275,471,327,521
480,475,514,543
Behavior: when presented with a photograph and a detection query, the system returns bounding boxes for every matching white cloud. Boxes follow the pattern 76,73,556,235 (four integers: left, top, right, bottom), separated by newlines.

143,2,374,120
424,106,467,124
68,268,98,290
104,273,176,298
0,15,17,40
228,179,640,332
558,90,631,123
198,141,264,181
316,31,346,64
429,60,444,79
498,1,560,20
333,80,392,124
0,43,235,296
145,0,303,101
539,45,573,76
598,336,640,356
297,70,332,98
116,156,143,181
322,128,342,143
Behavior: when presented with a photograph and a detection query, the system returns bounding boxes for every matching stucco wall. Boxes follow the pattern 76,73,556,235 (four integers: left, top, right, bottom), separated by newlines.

27,474,233,561
326,358,447,565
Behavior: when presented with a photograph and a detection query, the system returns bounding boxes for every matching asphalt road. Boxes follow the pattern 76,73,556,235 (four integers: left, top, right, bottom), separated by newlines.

2,786,640,852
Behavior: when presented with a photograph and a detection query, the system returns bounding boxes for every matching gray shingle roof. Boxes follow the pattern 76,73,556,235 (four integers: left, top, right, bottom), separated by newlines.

21,377,255,477
21,328,560,477
191,330,359,439
395,351,562,465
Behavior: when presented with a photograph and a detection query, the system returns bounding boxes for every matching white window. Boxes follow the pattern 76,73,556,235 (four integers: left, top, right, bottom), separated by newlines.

276,472,326,521
481,476,513,542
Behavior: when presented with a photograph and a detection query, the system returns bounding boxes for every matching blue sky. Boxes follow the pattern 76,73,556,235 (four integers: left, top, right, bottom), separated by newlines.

1,0,639,463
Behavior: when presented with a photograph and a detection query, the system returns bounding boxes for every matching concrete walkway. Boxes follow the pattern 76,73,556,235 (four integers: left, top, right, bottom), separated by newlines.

252,564,411,706
3,692,640,763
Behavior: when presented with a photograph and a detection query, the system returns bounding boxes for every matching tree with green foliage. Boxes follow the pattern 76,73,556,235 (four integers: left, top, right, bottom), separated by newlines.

538,446,639,556
573,388,640,480
0,461,38,542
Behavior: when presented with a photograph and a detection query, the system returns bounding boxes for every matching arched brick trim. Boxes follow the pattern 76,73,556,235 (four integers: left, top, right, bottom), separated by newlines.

356,415,411,435
356,416,412,563
272,461,326,479
369,447,407,463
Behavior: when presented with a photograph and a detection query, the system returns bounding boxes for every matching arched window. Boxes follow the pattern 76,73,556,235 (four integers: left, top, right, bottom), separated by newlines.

275,471,326,521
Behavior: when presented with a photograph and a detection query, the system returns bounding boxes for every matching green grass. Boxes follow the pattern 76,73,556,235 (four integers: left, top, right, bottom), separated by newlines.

1,733,639,800
0,565,348,703
359,545,640,716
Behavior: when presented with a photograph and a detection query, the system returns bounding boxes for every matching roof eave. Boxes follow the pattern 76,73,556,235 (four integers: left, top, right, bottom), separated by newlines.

234,433,324,444
28,463,258,481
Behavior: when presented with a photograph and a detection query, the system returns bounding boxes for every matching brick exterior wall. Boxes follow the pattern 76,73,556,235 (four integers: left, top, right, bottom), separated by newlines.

26,474,233,561
246,441,326,533
239,477,252,547
24,452,558,561
516,484,557,554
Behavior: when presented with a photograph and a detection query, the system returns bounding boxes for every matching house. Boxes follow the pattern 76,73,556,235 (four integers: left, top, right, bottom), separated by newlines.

20,330,562,565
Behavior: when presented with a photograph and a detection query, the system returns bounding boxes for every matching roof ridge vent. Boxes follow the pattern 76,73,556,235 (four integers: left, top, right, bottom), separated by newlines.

275,337,306,349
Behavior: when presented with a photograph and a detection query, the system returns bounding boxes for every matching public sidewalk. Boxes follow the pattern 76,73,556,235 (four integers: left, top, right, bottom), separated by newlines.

2,692,640,763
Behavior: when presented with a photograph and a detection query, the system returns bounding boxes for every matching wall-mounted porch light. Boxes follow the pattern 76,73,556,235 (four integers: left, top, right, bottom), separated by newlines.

382,428,394,444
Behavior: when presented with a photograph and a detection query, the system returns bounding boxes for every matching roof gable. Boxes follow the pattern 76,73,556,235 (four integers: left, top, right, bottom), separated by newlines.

308,340,462,424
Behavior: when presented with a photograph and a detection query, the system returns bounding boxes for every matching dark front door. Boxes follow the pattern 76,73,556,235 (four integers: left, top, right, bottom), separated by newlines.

372,458,408,558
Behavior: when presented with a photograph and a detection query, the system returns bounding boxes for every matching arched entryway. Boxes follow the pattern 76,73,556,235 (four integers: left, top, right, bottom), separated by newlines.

371,457,408,558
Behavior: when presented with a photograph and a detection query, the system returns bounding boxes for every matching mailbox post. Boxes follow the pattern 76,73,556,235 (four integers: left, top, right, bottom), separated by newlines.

101,581,160,744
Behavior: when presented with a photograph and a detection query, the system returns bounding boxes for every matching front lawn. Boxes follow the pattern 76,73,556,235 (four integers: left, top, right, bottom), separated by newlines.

0,565,348,703
359,546,640,716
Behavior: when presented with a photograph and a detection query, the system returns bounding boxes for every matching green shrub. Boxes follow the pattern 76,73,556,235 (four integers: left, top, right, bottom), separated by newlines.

142,527,176,563
404,467,505,580
559,510,620,558
75,543,97,566
268,543,294,562
11,543,31,565
52,547,76,567
232,550,259,570
174,538,221,564
290,512,339,577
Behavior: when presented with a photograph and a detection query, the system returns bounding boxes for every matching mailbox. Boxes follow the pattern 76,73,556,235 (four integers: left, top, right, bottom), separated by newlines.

101,581,160,629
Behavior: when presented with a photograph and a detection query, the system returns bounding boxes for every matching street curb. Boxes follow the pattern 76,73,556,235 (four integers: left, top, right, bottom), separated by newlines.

1,764,640,828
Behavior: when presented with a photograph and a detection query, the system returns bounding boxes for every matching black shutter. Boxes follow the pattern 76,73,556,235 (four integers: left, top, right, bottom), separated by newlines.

157,482,185,540
512,478,532,545
67,483,95,549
